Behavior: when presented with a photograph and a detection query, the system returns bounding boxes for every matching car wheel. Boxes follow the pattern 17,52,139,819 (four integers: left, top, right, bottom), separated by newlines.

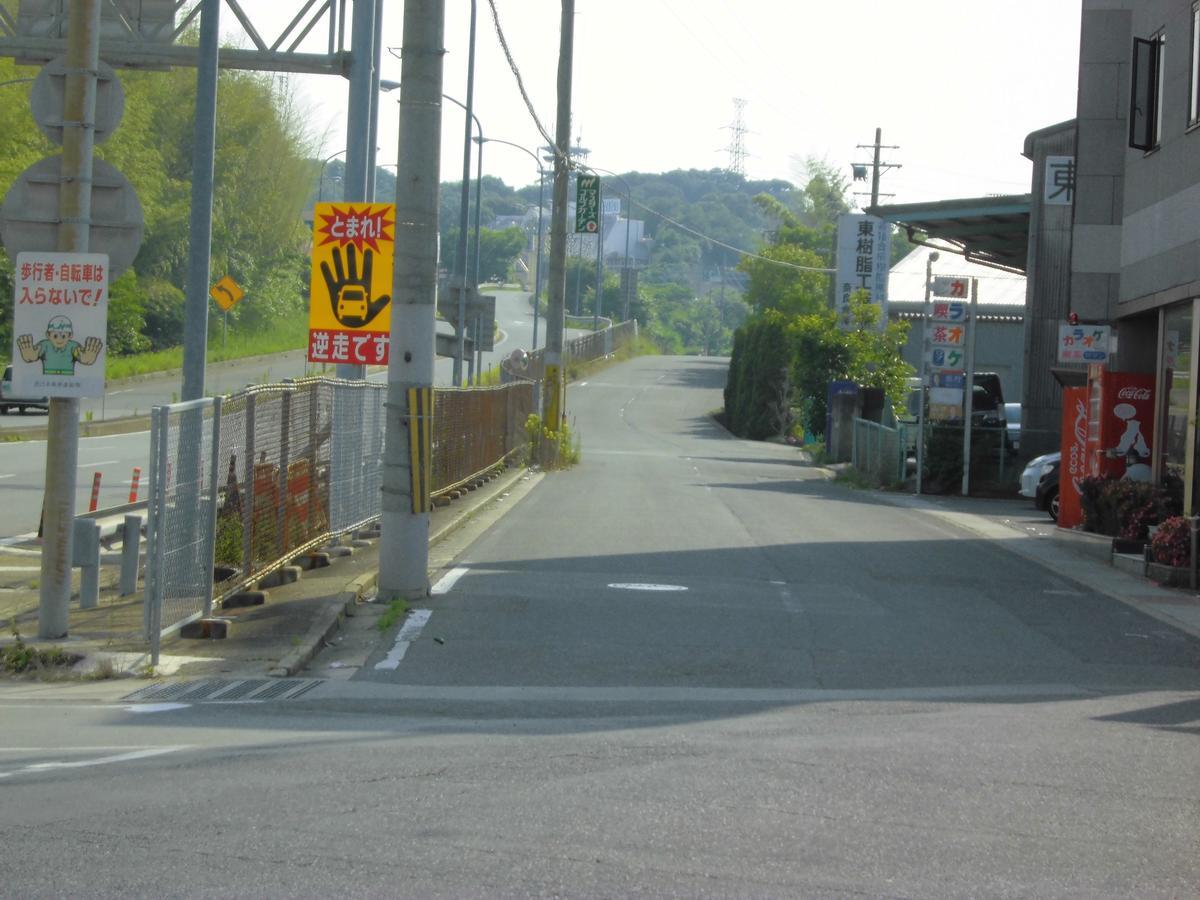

17,406,25,414
1048,488,1060,522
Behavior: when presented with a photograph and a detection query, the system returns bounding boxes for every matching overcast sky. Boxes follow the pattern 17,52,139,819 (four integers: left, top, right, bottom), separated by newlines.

244,1,1083,206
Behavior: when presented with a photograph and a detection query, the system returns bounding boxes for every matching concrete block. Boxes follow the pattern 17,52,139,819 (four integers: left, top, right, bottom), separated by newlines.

325,545,354,558
256,566,301,589
293,552,331,571
222,590,268,609
180,618,230,640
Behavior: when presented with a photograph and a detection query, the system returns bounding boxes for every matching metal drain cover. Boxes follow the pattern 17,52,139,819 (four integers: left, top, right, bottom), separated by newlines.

123,678,324,703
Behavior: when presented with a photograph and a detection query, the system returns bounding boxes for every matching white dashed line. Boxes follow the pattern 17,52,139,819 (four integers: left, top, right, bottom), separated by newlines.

374,609,433,670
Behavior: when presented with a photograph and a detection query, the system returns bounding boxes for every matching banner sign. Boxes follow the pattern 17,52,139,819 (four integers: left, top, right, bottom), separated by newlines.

1058,323,1110,364
931,275,969,298
835,213,890,327
575,175,600,234
931,300,967,322
10,251,108,398
308,202,395,365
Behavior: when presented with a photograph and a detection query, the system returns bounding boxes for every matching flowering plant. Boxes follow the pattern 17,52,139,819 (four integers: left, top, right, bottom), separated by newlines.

1149,515,1192,568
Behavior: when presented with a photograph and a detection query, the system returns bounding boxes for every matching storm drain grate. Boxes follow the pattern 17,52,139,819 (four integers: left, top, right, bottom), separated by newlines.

123,678,325,703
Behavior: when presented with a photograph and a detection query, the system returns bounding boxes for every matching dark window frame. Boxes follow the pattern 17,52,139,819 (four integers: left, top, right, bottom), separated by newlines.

1131,32,1166,151
1191,3,1200,126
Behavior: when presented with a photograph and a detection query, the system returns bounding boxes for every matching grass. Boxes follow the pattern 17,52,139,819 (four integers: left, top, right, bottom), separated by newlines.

377,599,409,633
1,623,80,675
105,318,308,380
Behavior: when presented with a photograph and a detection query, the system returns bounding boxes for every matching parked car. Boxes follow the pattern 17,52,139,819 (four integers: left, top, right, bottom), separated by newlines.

1020,451,1060,521
0,365,49,414
1004,402,1022,451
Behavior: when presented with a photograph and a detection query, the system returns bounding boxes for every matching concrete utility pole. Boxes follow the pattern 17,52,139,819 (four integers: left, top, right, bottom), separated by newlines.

180,0,219,402
452,0,478,387
39,0,101,639
378,0,444,601
543,0,575,429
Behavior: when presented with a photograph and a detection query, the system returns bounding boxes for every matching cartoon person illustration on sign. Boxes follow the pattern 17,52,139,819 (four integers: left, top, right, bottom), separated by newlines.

16,315,103,375
320,244,391,329
1112,401,1152,481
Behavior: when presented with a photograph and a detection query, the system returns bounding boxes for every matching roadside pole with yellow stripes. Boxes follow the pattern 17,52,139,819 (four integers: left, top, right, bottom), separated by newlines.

406,387,433,514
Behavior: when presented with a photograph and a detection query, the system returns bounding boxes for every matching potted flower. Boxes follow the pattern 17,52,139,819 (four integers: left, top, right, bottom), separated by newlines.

1147,515,1193,586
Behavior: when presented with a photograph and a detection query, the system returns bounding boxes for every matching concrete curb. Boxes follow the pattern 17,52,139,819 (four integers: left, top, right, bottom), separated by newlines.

269,570,378,677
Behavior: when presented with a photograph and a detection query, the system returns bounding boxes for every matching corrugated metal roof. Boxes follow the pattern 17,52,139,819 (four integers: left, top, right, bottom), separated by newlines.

889,244,1026,306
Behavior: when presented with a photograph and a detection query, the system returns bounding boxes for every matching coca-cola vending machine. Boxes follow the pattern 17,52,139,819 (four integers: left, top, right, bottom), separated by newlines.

1085,364,1155,482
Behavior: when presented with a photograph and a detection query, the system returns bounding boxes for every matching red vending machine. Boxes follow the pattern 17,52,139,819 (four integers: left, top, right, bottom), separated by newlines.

1085,365,1155,481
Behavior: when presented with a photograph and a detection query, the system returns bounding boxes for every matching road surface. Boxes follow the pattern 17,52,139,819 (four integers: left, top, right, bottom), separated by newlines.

2,355,1197,897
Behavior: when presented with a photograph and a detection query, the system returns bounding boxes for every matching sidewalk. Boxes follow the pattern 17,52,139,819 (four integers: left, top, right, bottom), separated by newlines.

0,463,543,680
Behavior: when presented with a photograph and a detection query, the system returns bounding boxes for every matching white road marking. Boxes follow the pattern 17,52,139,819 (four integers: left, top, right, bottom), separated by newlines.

0,746,186,779
432,566,469,595
108,389,134,395
125,703,191,714
608,583,688,592
0,566,39,572
0,474,14,480
77,459,118,468
374,608,432,670
578,381,588,387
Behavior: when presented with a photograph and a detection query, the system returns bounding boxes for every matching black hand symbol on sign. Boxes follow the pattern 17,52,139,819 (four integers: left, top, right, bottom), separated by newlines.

320,244,391,328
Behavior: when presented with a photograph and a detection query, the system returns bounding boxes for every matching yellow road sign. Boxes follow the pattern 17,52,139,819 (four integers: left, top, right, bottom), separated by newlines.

209,275,244,311
308,202,395,365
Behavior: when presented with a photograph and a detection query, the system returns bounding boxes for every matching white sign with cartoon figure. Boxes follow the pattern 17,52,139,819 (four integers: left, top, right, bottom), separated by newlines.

11,251,108,398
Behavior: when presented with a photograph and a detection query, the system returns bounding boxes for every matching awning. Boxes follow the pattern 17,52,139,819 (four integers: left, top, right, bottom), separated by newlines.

868,194,1031,274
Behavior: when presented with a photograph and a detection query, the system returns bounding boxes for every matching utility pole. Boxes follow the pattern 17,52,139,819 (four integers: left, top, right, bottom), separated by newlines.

852,127,901,208
543,0,574,430
377,0,443,601
180,0,219,402
452,0,477,387
39,0,100,639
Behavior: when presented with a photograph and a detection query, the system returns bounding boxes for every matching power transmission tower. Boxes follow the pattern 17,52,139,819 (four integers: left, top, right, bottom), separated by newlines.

852,127,901,207
724,98,748,177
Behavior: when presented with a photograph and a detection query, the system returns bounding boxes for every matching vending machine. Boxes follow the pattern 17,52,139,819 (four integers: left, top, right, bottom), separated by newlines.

1085,364,1155,481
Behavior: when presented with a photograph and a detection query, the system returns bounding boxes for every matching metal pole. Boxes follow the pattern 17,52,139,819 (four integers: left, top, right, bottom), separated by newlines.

180,0,219,402
592,181,602,332
915,251,937,497
452,0,478,387
39,0,99,639
471,132,483,380
338,0,376,381
543,0,574,429
533,167,545,349
621,182,632,321
961,277,979,497
378,0,443,601
365,0,384,203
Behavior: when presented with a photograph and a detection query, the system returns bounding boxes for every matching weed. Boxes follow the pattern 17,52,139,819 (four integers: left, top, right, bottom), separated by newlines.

137,661,157,678
377,599,409,633
1,623,78,675
84,410,94,422
0,433,22,442
834,467,875,490
89,656,117,680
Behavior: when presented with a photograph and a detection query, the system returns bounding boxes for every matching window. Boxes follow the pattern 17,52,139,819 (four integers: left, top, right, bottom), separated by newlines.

1130,32,1166,150
1192,4,1200,125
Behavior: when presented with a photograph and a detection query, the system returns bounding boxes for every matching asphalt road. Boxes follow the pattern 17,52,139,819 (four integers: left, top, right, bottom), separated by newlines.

0,290,550,537
2,355,1198,897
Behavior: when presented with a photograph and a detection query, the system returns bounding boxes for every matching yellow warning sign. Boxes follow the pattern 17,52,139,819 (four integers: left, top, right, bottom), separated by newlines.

209,275,244,312
308,202,395,365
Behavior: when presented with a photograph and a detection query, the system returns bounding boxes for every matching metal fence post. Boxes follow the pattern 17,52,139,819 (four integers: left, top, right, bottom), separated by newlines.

72,518,100,609
277,388,292,557
120,513,141,596
202,397,222,618
242,392,256,578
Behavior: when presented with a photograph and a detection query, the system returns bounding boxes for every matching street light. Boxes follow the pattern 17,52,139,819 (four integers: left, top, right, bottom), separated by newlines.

318,148,347,203
445,93,484,384
480,137,548,350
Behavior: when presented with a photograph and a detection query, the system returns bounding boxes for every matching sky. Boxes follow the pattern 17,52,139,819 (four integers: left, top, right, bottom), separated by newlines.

239,1,1084,207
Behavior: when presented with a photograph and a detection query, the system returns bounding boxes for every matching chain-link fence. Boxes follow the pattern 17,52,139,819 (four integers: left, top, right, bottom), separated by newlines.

143,397,222,662
851,418,909,487
146,319,634,649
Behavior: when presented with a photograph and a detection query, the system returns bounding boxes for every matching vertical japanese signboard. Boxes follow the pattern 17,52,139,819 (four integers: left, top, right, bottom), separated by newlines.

1044,156,1075,206
835,213,890,327
575,175,600,234
11,251,108,398
925,279,973,421
308,203,395,366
